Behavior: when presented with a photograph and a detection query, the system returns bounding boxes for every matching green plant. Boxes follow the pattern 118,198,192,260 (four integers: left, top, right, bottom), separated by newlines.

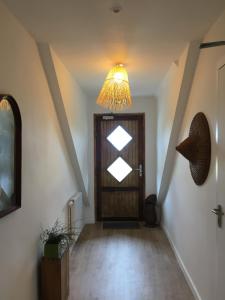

40,220,74,248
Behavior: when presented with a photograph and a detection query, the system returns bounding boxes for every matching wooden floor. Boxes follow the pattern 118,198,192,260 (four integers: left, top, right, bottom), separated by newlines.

69,224,194,300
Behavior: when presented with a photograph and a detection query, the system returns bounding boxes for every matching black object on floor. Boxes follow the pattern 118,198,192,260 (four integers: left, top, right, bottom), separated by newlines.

103,221,140,229
144,194,158,227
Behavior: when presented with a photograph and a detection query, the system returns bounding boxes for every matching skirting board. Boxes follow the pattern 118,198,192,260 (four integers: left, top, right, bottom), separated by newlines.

162,224,202,300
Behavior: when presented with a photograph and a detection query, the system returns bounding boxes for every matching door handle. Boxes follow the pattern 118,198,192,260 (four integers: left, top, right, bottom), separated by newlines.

211,205,224,228
134,164,143,177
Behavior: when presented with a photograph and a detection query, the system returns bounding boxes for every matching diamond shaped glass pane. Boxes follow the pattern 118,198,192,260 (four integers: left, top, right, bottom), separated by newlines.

107,157,132,182
107,125,132,151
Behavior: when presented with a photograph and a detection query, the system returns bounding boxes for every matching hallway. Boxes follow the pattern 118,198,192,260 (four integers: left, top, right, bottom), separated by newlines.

1,1,225,299
69,224,194,300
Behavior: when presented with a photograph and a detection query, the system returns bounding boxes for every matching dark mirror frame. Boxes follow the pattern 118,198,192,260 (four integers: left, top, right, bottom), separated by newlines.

0,94,22,218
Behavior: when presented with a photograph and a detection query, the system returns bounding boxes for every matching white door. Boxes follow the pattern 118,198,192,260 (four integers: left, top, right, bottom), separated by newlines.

215,60,225,300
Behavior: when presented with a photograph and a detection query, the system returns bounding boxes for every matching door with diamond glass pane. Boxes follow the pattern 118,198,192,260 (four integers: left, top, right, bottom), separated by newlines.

95,114,145,220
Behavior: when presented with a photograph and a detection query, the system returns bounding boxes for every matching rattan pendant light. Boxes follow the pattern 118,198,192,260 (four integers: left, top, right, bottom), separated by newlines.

96,64,132,111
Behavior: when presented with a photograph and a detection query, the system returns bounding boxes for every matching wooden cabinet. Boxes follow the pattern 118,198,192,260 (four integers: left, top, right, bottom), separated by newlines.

41,249,69,300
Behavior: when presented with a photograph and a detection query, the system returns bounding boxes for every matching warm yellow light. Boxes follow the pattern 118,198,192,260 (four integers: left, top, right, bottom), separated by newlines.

96,64,132,111
0,99,11,111
113,72,124,83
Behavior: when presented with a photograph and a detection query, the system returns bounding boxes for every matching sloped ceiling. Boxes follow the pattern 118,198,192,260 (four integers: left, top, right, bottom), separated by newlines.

3,0,225,97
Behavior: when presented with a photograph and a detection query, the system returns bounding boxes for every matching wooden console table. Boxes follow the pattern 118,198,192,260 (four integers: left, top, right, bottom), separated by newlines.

41,249,69,300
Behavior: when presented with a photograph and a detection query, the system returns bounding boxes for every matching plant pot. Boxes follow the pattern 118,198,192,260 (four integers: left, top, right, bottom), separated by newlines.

44,242,62,258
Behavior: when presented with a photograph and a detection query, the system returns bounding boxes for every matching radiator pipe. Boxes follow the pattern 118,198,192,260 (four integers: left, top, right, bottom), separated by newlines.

67,199,75,235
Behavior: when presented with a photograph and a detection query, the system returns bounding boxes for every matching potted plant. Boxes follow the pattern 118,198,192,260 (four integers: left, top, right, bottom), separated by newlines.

40,220,74,258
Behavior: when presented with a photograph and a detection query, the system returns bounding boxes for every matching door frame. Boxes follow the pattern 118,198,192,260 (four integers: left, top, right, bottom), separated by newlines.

94,113,145,221
215,55,225,300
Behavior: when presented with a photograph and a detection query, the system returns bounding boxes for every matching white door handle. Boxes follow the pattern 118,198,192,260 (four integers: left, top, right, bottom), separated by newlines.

134,164,143,177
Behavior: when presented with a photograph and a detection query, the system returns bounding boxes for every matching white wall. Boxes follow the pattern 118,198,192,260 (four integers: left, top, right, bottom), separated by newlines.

85,96,157,223
156,47,188,193
51,50,89,192
158,10,225,300
0,1,86,299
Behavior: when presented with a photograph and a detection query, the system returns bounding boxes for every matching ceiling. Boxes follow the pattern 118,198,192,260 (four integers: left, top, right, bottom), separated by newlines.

3,0,225,97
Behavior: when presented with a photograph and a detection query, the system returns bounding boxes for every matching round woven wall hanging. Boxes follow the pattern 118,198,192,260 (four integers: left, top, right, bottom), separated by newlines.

176,112,211,185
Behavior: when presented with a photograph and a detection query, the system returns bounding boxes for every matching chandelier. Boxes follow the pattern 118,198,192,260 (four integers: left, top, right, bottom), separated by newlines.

96,64,132,111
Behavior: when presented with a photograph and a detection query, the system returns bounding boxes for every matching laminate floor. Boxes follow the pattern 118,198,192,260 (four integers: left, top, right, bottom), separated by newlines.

69,224,194,300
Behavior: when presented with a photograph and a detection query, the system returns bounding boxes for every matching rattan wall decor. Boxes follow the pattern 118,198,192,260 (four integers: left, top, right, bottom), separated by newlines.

176,112,211,185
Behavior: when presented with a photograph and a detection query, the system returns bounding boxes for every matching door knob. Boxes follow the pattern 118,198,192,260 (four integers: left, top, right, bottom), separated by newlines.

134,164,143,177
211,205,224,228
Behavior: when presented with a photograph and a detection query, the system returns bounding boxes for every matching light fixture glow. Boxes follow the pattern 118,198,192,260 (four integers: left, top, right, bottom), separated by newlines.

96,64,132,111
0,98,11,111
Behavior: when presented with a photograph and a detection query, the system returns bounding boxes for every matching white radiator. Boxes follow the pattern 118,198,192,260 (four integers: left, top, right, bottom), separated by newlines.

68,192,84,240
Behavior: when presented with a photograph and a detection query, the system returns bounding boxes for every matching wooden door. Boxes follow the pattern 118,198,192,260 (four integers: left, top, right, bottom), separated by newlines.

95,114,145,221
215,59,225,300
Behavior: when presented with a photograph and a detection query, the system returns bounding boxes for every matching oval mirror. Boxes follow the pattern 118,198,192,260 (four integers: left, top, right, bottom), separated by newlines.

0,95,21,217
